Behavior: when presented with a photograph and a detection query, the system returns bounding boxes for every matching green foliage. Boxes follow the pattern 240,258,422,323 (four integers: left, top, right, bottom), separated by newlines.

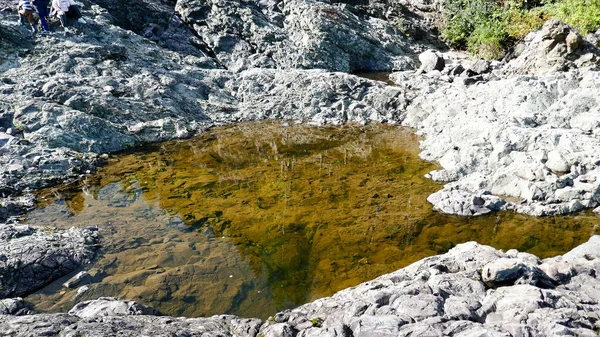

505,8,548,39
311,317,324,327
542,0,600,34
440,0,600,58
467,21,508,59
441,0,509,58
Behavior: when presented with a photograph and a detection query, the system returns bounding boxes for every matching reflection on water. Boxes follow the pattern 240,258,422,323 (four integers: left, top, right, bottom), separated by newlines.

24,122,599,319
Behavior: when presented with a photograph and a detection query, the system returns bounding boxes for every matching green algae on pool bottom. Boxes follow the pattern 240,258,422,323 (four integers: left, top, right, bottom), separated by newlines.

24,121,600,320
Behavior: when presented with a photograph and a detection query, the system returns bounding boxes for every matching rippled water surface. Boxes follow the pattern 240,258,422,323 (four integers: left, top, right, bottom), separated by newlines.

24,122,599,319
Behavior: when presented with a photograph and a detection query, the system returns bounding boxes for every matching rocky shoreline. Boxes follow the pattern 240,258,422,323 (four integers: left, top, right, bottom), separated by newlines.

1,1,599,217
1,0,600,334
1,236,599,336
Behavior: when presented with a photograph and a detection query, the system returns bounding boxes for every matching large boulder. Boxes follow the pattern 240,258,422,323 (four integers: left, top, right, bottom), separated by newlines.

418,50,444,72
503,20,600,76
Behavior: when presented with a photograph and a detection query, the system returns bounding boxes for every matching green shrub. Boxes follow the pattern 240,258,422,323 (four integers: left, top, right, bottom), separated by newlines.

441,0,509,58
440,0,600,58
542,0,600,34
467,22,508,59
505,8,548,39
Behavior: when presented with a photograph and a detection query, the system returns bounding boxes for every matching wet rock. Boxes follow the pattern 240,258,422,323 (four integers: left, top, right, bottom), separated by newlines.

255,236,600,337
63,271,91,289
0,224,99,298
0,238,599,335
0,298,33,315
73,285,90,299
427,189,506,216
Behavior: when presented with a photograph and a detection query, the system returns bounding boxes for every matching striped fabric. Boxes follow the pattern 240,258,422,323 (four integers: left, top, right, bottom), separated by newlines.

18,0,34,11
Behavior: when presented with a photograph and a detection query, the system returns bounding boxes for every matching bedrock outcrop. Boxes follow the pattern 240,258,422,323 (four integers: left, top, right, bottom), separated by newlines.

1,0,600,219
398,21,600,216
0,224,99,299
0,4,405,196
402,68,600,216
2,236,599,336
174,0,419,72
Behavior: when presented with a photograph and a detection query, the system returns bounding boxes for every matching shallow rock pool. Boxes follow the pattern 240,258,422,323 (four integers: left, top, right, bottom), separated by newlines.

24,122,599,319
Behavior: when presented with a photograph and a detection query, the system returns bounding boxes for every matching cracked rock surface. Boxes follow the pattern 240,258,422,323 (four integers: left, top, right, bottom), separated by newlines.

0,224,99,298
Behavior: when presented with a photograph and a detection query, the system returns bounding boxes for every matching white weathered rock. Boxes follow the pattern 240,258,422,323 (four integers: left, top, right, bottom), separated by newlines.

418,50,445,73
503,20,599,76
403,68,600,216
545,150,570,172
481,258,529,283
63,271,91,289
68,297,160,318
0,298,32,315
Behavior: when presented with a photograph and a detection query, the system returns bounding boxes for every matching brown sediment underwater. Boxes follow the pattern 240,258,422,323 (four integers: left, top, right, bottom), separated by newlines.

25,121,600,319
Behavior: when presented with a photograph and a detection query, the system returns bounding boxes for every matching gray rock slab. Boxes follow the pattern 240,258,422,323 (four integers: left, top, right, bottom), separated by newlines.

0,224,99,298
68,297,160,318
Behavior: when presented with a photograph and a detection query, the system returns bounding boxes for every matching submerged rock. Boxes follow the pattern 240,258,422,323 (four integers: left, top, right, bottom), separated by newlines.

63,271,91,289
0,6,407,199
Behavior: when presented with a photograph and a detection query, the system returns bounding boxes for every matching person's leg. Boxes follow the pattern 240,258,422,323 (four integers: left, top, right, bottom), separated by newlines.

66,5,80,19
25,11,35,26
25,11,37,32
34,4,50,32
59,13,66,27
